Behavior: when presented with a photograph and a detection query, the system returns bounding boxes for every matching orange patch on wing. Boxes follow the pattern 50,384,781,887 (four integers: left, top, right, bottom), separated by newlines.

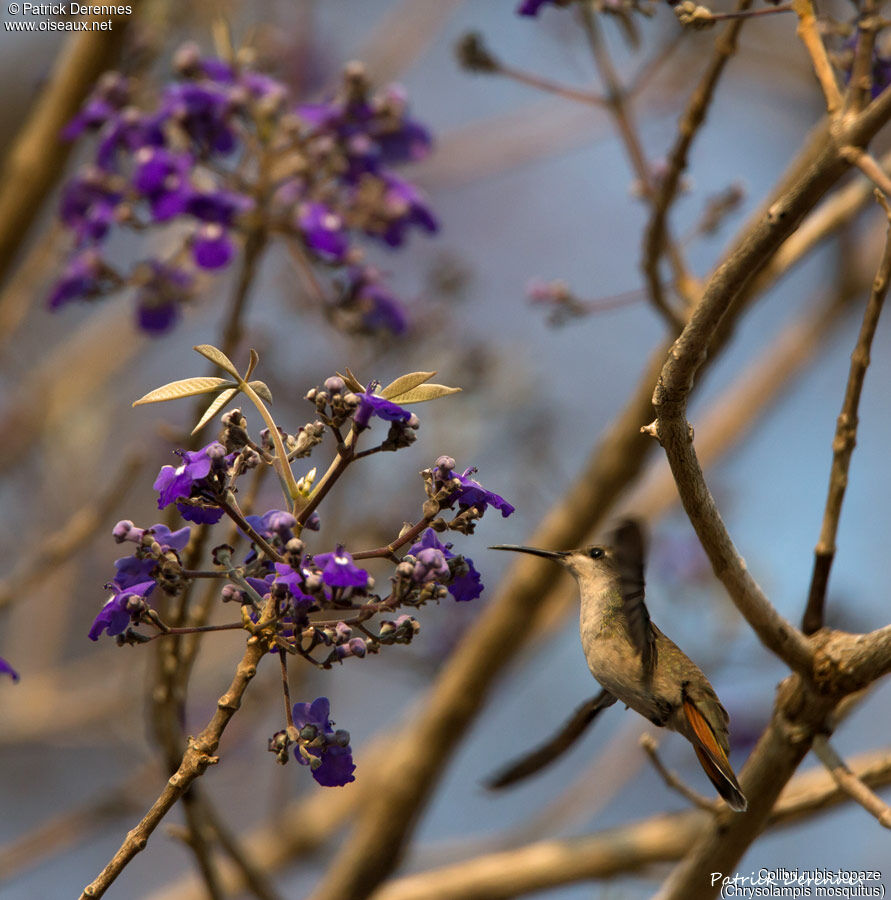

683,697,729,766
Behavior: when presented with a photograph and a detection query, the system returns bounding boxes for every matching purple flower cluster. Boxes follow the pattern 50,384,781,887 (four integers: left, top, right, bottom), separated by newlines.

153,441,234,524
432,455,516,518
50,46,437,336
408,528,484,603
292,697,356,787
89,522,191,641
89,365,516,791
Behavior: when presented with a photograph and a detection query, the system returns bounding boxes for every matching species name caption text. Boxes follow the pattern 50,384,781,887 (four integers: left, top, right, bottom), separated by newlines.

713,869,885,899
5,3,131,31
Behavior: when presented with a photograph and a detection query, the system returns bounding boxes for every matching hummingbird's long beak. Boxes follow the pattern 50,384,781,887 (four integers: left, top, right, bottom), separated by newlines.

489,544,568,561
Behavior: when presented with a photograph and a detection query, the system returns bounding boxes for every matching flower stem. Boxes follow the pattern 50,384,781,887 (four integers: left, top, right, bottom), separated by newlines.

296,425,359,528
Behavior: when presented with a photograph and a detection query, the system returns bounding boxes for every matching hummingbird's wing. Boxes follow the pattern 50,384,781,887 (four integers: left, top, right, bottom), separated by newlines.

610,519,657,680
484,690,617,789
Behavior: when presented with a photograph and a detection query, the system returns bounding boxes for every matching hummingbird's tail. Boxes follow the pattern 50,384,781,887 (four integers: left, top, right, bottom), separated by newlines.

683,697,748,812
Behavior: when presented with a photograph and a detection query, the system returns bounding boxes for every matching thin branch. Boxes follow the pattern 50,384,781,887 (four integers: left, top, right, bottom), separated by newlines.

839,146,891,197
812,736,891,828
176,796,225,900
792,0,843,114
352,515,435,561
191,792,285,900
79,628,269,898
218,229,267,360
705,3,792,20
579,6,693,327
492,61,606,107
642,0,750,327
217,492,285,563
802,201,891,633
297,426,358,527
639,734,718,812
845,0,879,113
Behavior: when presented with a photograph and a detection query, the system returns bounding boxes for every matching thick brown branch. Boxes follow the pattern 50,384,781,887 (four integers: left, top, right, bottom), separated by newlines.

650,97,891,899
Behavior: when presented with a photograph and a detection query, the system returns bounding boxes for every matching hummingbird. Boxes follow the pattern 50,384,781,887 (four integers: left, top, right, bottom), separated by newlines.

489,520,747,811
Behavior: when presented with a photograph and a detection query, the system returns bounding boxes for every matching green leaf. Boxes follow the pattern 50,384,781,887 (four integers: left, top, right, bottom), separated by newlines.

380,371,436,400
336,368,365,393
192,387,239,434
245,348,260,381
132,377,236,407
193,344,240,378
247,380,273,403
392,383,462,404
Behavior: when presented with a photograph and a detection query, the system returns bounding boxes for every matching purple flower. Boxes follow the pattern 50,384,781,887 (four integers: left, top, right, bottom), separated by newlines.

312,547,369,589
411,547,450,583
113,521,191,552
517,0,558,14
246,510,297,542
344,267,408,336
0,657,20,682
204,58,237,82
137,294,178,333
872,54,891,99
133,147,192,220
408,528,484,602
292,697,356,787
113,554,158,589
298,84,432,176
95,108,166,171
47,249,110,309
62,73,130,141
59,172,122,243
297,202,349,261
353,383,412,429
89,556,157,641
161,82,237,155
186,188,253,225
192,224,234,269
134,260,193,334
240,71,288,102
88,581,154,640
373,86,433,165
374,175,438,248
173,43,236,83
244,573,275,600
444,465,515,518
272,562,316,611
153,523,192,551
153,441,230,523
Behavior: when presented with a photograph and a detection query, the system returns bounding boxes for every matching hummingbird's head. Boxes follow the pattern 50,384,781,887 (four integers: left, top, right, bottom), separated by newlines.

488,543,617,580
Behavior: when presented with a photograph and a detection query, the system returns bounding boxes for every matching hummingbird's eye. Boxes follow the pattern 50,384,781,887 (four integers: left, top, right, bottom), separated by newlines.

589,547,605,560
